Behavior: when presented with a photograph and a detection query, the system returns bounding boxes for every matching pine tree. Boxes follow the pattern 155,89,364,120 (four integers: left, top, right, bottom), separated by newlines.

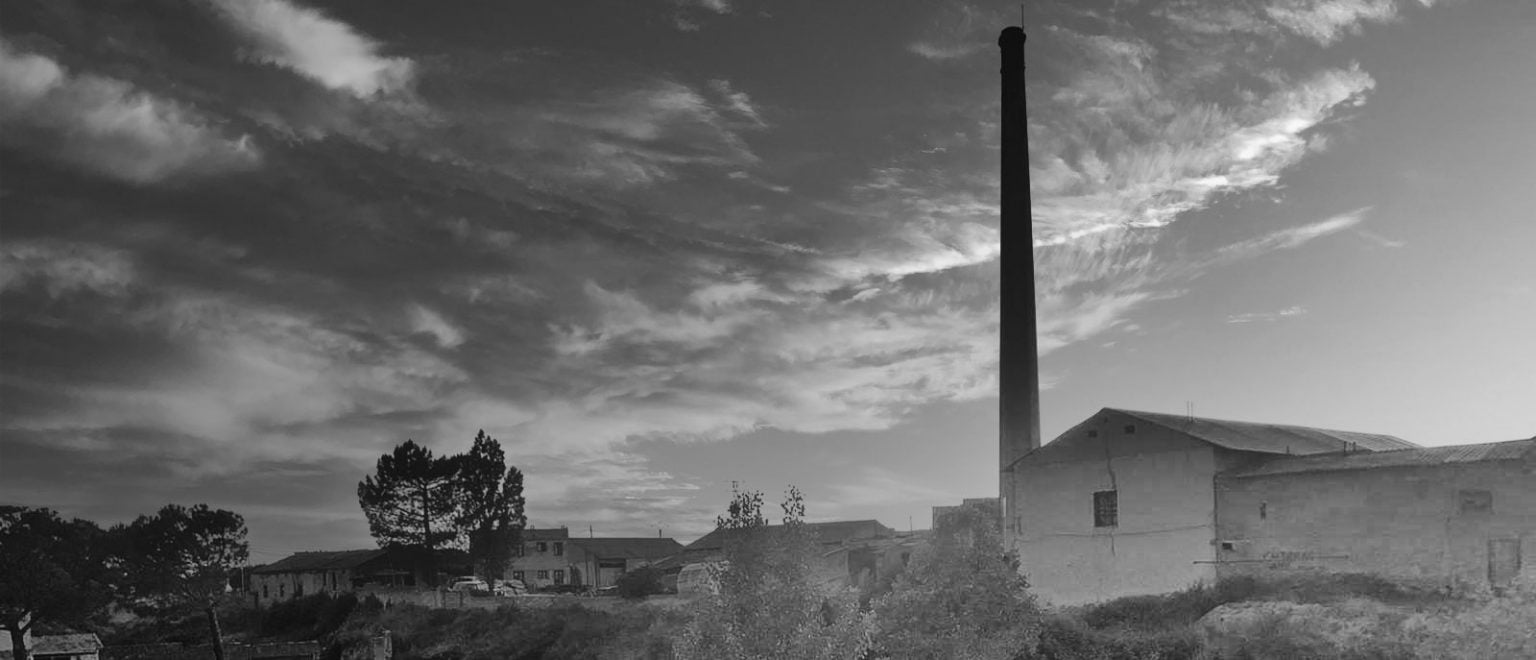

357,440,458,585
452,431,527,583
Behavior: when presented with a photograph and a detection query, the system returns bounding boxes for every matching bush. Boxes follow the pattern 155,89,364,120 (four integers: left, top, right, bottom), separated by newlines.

260,592,359,641
616,565,667,600
872,504,1042,660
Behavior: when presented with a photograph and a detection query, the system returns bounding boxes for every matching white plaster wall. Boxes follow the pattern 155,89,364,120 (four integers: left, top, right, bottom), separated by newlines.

1216,458,1536,593
1013,411,1220,605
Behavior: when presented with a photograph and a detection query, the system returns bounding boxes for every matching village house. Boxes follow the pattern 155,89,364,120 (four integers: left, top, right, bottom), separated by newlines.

1003,407,1536,605
250,548,467,603
505,528,683,589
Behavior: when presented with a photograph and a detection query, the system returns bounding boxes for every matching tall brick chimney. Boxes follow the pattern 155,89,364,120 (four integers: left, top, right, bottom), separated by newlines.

998,26,1040,548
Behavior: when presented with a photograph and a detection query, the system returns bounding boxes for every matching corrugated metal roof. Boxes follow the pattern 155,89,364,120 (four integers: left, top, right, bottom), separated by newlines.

1112,408,1417,455
569,537,683,559
1225,438,1536,478
252,549,388,574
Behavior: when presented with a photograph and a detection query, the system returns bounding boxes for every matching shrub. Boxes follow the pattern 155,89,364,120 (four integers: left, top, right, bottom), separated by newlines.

872,503,1043,660
616,565,667,600
673,485,876,660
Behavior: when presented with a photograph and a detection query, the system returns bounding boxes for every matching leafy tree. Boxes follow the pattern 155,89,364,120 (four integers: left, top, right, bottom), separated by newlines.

0,507,115,660
117,504,249,660
357,439,458,584
614,565,667,600
872,501,1042,660
674,484,875,660
452,431,527,584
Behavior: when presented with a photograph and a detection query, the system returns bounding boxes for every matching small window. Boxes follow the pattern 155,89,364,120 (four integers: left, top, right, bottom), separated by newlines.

1220,542,1235,551
263,585,269,599
537,570,549,580
513,544,524,557
1088,429,1099,438
554,541,564,557
1459,489,1492,514
1093,490,1118,528
554,570,565,585
512,571,524,581
295,581,303,597
279,583,285,598
1260,502,1268,519
1123,424,1136,434
537,541,548,553
331,572,337,590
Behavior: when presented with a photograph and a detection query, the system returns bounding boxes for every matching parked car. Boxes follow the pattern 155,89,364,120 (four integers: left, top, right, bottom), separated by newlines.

448,577,489,592
492,579,527,596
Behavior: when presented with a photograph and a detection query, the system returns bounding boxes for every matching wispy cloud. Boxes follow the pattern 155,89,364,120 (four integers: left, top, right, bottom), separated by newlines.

1226,305,1309,324
205,0,415,97
1216,207,1372,262
0,39,259,184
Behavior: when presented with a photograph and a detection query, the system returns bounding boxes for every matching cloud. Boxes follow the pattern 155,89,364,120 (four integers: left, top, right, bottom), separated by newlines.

1215,207,1372,262
1226,305,1310,324
0,241,137,299
408,304,466,348
1265,0,1401,45
205,0,415,97
0,39,259,184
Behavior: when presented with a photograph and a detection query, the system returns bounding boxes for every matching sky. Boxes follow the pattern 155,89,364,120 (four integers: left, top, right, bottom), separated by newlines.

2,0,1533,562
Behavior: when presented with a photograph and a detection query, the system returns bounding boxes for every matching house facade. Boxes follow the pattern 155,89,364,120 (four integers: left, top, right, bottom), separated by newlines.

1006,407,1535,605
0,632,101,660
251,549,415,603
505,528,684,589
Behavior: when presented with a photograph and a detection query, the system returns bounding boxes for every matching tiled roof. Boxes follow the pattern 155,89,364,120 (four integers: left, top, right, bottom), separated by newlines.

569,537,683,559
1225,438,1536,478
252,549,387,574
1112,408,1417,455
683,519,896,553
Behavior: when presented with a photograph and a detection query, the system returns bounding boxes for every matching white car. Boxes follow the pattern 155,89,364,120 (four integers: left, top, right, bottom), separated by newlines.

492,579,527,596
448,577,489,592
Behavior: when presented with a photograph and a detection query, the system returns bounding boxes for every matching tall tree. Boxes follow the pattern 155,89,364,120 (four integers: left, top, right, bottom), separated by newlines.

0,507,115,660
357,440,458,584
117,504,249,660
452,431,527,583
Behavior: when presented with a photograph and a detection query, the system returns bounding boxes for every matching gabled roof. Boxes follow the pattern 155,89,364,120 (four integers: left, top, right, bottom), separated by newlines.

1225,438,1536,478
1110,408,1416,455
569,537,683,559
683,519,895,553
252,549,387,574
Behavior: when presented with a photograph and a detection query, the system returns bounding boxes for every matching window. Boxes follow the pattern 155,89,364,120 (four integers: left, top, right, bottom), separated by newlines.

263,585,269,599
537,541,548,553
279,584,285,598
1220,542,1235,551
513,544,524,557
1459,489,1493,514
537,570,549,580
295,581,303,597
512,571,524,581
1123,424,1136,434
554,541,564,556
1260,501,1268,519
554,570,566,585
330,572,337,590
1093,490,1118,528
1088,429,1099,438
